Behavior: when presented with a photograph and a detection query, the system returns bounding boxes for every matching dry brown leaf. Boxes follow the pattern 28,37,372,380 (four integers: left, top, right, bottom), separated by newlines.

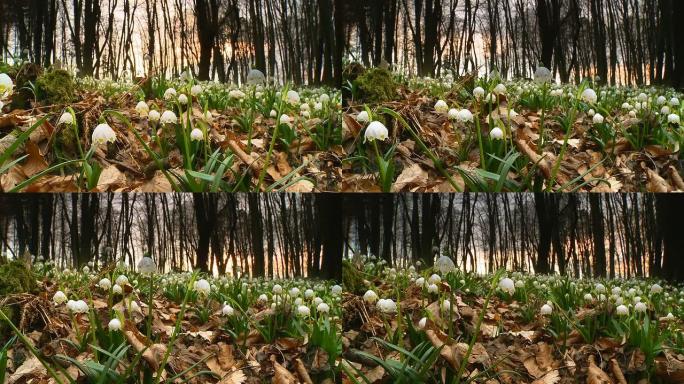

273,361,297,384
587,355,613,384
391,163,428,192
532,370,560,384
8,356,46,384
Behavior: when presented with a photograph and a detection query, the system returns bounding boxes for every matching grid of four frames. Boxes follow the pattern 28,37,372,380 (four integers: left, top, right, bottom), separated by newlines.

1,1,684,383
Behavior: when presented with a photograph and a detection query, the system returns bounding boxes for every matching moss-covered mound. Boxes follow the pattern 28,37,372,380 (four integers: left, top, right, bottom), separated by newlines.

342,260,365,295
353,67,399,104
0,260,36,341
0,260,36,296
35,68,76,105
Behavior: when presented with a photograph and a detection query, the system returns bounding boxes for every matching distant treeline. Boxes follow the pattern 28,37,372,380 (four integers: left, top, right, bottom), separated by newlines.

342,194,684,282
0,193,342,280
0,0,342,85
344,0,684,87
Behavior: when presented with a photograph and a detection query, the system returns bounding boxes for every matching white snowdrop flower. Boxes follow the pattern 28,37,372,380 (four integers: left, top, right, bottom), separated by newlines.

671,97,680,106
98,278,112,290
615,297,624,305
92,123,117,145
418,317,427,329
69,300,89,314
612,286,622,295
129,300,141,313
160,110,177,125
668,114,680,125
428,284,439,294
616,304,629,316
194,279,211,296
633,296,642,303
661,106,671,115
635,302,647,313
112,284,123,294
301,110,310,118
108,318,122,331
191,84,203,97
364,121,388,142
435,255,456,275
178,94,189,105
499,277,515,295
116,275,129,286
595,283,606,293
313,297,323,306
137,257,156,274
628,110,636,118
356,110,370,123
314,102,323,111
592,113,604,125
415,277,426,287
515,280,525,288
279,114,292,125
493,83,507,95
258,294,268,302
222,303,235,316
300,103,310,112
304,289,315,299
58,112,74,126
599,294,607,301
297,305,310,317
0,73,13,96
319,94,330,103
164,88,177,100
317,302,330,314
490,127,504,140
638,93,648,102
587,109,595,117
289,287,301,297
331,285,343,295
202,110,213,123
83,265,91,273
540,304,553,316
190,128,204,141
448,108,459,120
584,293,593,301
473,87,485,99
485,93,497,103
377,298,397,314
434,100,448,113
273,284,283,294
456,109,474,123
269,109,277,118
534,66,552,84
286,90,300,104
53,291,67,305
581,88,597,104
428,274,441,285
441,299,451,313
229,89,245,99
363,290,378,304
665,312,675,321
650,284,663,294
657,95,667,105
270,303,277,310
622,102,632,110
135,101,149,117
148,110,160,122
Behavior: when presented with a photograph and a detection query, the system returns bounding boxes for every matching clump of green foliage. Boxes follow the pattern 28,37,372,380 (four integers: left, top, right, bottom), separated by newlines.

35,68,76,105
354,67,399,104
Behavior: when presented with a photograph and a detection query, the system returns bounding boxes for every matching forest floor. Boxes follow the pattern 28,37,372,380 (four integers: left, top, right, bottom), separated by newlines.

343,67,684,192
341,258,684,383
0,260,342,383
0,65,341,193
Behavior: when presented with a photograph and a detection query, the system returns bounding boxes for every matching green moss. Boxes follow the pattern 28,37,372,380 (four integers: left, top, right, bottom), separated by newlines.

0,260,36,296
35,68,76,105
353,67,399,104
342,260,365,295
0,260,35,342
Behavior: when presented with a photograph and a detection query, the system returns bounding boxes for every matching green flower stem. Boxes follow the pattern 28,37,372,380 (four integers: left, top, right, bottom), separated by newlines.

0,308,69,384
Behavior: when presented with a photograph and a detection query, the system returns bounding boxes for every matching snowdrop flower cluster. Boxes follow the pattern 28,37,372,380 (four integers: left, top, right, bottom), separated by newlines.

67,299,89,314
376,298,397,314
